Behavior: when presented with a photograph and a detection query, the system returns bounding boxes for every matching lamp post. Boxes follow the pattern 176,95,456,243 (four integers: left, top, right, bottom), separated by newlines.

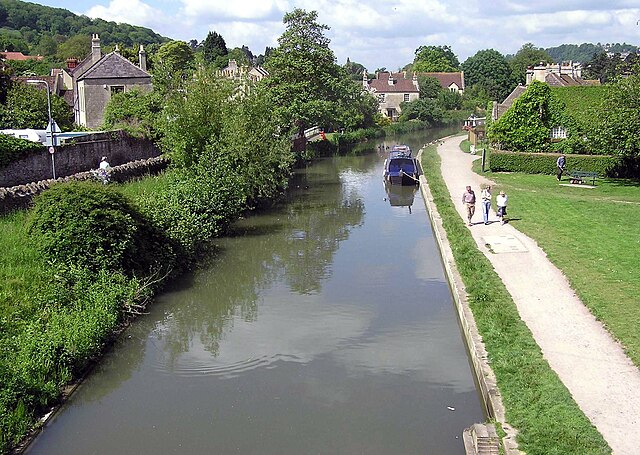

26,79,57,179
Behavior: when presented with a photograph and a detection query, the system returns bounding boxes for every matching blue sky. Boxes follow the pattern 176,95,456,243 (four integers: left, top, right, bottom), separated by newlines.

34,0,640,70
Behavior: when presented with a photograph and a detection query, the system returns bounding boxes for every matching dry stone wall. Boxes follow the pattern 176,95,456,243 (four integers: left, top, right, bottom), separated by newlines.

0,156,169,215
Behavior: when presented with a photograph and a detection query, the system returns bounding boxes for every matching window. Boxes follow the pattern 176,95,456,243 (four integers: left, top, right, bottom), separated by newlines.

550,127,567,139
377,93,386,103
403,93,410,102
110,85,125,95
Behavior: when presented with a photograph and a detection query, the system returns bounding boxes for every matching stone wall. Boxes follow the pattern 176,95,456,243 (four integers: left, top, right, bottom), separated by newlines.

0,130,161,187
0,156,169,215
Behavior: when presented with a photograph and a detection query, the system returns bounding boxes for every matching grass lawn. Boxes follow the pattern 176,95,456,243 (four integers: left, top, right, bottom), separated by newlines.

421,146,610,454
474,160,640,367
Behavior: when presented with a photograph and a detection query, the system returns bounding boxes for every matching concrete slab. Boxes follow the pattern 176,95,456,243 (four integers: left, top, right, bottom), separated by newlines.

482,235,528,253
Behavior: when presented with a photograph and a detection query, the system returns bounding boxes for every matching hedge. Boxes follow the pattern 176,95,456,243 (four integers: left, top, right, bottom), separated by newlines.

489,150,621,176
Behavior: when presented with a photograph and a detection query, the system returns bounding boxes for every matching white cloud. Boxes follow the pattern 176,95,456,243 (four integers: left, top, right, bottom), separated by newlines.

86,0,168,27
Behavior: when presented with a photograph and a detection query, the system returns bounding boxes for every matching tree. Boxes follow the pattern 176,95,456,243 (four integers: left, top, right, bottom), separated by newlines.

462,49,515,102
412,45,459,72
153,40,194,93
344,58,366,82
264,9,376,133
102,88,163,139
417,75,444,99
509,43,554,85
398,98,444,125
56,34,91,60
201,31,227,65
0,83,73,130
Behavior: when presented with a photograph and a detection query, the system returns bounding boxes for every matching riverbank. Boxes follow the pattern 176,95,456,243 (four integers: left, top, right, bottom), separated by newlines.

422,135,640,454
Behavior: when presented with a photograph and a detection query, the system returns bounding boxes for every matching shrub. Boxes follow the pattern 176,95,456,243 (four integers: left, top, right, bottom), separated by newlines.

489,150,620,176
27,181,176,275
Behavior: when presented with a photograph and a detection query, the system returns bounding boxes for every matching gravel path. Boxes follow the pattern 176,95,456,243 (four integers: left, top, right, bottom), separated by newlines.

437,136,640,455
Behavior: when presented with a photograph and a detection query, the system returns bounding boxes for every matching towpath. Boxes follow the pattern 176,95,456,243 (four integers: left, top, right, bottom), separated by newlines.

436,135,640,455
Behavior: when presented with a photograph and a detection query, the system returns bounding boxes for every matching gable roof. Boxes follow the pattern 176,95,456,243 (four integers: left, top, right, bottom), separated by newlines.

78,52,150,81
543,73,599,87
1,51,43,61
420,72,464,90
369,72,419,93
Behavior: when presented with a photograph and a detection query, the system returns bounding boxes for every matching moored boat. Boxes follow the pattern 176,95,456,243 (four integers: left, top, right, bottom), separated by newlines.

383,145,421,185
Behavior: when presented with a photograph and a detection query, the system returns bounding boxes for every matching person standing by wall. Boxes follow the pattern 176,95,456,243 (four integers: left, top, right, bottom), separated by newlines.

98,156,111,184
556,154,566,181
461,185,476,226
480,184,492,225
496,190,508,225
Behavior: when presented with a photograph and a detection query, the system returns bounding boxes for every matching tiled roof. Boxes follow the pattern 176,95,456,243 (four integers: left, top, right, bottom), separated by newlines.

78,52,150,80
1,51,43,61
545,73,598,87
420,72,464,90
369,72,419,93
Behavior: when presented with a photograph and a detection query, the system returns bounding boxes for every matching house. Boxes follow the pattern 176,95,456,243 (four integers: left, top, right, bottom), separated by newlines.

363,71,420,121
67,35,152,129
419,72,465,93
221,59,269,82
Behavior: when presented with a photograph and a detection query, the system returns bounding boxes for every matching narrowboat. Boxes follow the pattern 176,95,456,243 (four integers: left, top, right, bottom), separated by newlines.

383,145,421,185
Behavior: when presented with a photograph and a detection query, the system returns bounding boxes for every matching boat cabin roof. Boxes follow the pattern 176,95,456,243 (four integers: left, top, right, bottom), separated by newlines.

389,144,412,159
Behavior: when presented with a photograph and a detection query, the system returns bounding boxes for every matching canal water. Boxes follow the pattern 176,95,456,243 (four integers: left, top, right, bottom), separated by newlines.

26,128,484,454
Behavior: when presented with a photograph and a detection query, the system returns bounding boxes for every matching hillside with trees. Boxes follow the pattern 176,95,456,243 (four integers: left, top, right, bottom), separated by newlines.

0,0,169,57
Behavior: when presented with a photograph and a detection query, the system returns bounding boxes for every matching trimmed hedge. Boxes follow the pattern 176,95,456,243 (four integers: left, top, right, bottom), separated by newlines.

489,150,620,176
0,135,44,169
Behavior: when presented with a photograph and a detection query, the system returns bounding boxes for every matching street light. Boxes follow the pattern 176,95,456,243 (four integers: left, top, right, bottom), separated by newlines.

26,79,57,179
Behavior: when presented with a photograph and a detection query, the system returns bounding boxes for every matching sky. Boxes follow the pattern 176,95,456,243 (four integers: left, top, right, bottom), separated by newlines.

35,0,640,70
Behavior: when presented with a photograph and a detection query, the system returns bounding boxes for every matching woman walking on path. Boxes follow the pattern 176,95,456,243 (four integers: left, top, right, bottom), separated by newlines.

496,190,508,225
480,185,492,225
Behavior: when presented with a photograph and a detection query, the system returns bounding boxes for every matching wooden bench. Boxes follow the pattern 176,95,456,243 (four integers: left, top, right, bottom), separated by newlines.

569,171,598,185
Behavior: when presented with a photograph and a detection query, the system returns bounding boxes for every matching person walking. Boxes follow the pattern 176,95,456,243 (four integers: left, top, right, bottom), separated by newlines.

496,190,508,225
480,184,492,225
461,185,476,226
556,154,566,181
98,156,111,184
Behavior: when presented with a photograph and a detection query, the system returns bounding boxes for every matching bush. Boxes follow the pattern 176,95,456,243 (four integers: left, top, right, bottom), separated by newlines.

489,150,620,176
27,181,176,275
0,134,43,169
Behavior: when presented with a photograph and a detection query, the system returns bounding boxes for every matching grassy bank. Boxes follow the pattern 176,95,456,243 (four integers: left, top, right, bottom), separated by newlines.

475,163,640,367
420,145,610,454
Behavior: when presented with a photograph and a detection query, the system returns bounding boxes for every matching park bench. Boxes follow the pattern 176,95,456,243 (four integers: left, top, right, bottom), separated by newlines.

569,171,598,185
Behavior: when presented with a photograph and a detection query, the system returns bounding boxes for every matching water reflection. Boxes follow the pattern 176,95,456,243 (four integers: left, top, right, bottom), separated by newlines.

384,182,418,213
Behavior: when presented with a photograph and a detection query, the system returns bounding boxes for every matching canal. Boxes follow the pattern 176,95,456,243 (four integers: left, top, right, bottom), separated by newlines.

26,128,485,454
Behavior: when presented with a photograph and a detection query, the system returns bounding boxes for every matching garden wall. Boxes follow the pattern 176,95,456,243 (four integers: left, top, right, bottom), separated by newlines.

0,130,161,187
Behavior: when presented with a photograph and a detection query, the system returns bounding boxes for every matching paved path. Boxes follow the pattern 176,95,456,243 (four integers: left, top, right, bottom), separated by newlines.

437,136,640,455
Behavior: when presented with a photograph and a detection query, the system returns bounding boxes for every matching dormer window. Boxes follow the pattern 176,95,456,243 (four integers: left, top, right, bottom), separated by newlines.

378,94,386,102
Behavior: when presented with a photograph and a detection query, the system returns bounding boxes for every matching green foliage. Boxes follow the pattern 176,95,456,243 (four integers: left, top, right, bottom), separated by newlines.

263,9,376,133
508,43,554,85
0,133,43,168
462,49,515,102
201,31,227,65
102,88,163,139
589,74,640,158
343,58,366,81
488,150,619,175
417,75,444,99
412,45,459,72
488,81,565,152
55,34,90,60
398,98,444,125
156,40,194,74
545,42,638,67
27,181,175,275
0,82,73,131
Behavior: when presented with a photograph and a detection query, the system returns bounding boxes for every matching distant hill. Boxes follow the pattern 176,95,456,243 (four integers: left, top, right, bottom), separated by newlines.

544,43,639,64
0,0,169,56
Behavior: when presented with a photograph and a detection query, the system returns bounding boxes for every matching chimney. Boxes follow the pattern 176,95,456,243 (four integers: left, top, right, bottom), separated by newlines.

388,73,394,85
138,44,147,71
362,69,368,89
412,72,418,88
91,34,101,65
66,58,78,70
114,44,120,54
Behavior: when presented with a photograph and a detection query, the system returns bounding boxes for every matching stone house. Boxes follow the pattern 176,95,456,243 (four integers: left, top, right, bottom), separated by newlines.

363,71,420,121
65,34,152,129
419,72,465,93
221,59,269,82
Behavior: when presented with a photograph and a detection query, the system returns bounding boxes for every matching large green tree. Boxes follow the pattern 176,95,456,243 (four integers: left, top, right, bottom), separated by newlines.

0,82,73,130
462,49,515,102
153,40,194,93
201,31,227,66
264,8,376,133
509,43,554,85
412,45,459,72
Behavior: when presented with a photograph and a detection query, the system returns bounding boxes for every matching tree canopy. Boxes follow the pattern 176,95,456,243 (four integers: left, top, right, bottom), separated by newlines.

508,43,554,85
263,8,377,133
202,31,228,66
462,49,515,102
412,45,459,72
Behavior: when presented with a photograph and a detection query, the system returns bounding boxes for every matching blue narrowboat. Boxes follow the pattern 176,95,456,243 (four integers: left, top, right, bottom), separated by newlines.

383,145,421,185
